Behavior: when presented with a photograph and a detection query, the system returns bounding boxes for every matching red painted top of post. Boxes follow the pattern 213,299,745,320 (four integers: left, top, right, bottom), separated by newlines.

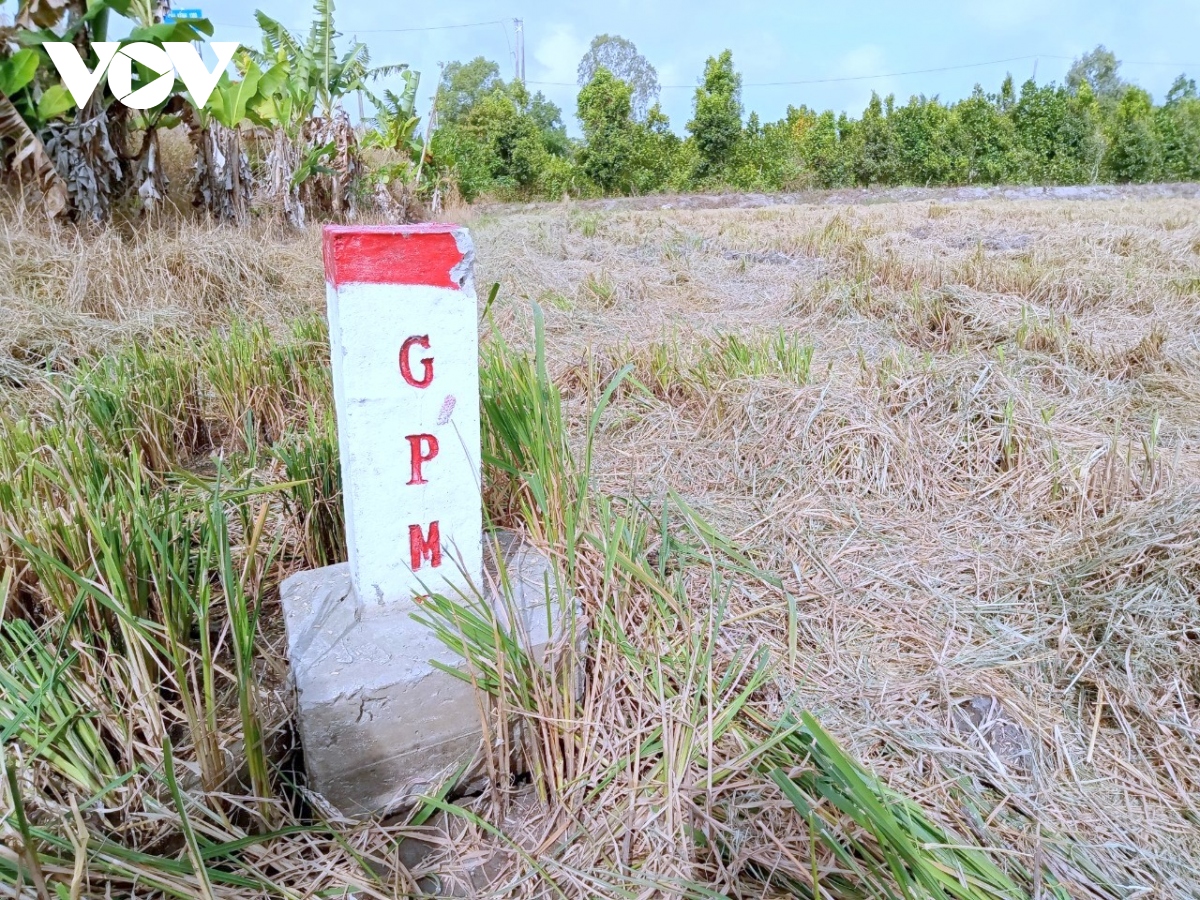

322,224,465,290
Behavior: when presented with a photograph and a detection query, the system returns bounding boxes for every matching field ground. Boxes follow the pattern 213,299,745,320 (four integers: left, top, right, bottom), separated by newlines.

2,187,1200,898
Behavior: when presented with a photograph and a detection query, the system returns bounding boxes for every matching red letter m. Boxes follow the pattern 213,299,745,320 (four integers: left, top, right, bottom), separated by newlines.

409,521,441,570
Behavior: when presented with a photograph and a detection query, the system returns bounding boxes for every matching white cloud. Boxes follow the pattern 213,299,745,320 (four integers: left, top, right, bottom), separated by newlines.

532,23,589,85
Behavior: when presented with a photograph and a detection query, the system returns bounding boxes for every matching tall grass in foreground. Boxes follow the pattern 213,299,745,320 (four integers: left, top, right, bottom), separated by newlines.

0,304,1121,898
0,316,371,898
414,304,1107,899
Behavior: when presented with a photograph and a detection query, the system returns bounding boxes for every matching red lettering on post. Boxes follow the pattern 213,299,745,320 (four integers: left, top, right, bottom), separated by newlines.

405,433,440,485
409,522,441,570
399,335,434,388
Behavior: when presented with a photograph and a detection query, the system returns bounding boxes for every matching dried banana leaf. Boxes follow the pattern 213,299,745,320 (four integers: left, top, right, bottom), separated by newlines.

0,89,67,216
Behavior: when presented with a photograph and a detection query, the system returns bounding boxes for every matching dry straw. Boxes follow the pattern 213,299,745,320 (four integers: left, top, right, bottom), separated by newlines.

1,189,1198,897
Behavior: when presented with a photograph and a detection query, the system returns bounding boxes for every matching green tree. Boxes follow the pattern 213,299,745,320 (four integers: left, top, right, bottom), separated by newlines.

889,94,959,184
787,106,853,188
436,58,566,153
576,67,637,193
463,84,550,190
951,86,1015,183
688,50,743,181
428,58,568,200
526,90,570,156
1103,86,1161,182
998,74,1017,113
438,57,504,125
631,102,686,193
1011,79,1104,183
855,92,894,185
1157,75,1200,180
577,34,660,121
1067,45,1126,105
725,112,801,190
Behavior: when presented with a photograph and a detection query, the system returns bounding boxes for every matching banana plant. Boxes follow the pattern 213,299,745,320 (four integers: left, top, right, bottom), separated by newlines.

11,0,216,217
362,71,422,155
246,0,411,224
0,48,69,215
252,0,408,128
184,63,271,222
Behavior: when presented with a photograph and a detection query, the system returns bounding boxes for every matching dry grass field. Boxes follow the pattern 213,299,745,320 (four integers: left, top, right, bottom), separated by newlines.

2,188,1199,898
476,193,1200,892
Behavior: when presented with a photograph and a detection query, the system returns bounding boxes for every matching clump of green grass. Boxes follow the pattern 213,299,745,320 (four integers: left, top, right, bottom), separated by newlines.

579,271,618,308
568,210,601,237
271,411,346,570
691,328,815,388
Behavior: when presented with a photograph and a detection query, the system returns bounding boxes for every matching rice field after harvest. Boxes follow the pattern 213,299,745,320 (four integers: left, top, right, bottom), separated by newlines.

2,187,1200,898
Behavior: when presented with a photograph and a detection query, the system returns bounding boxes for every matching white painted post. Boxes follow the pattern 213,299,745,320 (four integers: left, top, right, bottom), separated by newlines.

281,224,573,817
322,224,482,611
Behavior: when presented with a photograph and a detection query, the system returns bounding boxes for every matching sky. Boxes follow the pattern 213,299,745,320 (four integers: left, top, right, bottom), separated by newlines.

190,0,1200,135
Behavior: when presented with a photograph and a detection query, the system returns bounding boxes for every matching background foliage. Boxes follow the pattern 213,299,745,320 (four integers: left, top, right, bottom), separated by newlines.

0,14,1196,217
428,43,1200,203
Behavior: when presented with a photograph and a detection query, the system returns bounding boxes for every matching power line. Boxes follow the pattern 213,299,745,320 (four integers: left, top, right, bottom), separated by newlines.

210,18,509,34
198,22,1200,81
328,18,509,34
529,55,1044,88
527,53,1200,90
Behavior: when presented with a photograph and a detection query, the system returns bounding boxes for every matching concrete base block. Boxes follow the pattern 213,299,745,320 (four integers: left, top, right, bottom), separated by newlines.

280,530,576,818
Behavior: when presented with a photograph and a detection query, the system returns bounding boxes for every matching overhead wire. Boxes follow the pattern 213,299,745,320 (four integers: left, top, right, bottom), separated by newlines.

527,54,1200,89
211,18,509,33
202,17,1200,89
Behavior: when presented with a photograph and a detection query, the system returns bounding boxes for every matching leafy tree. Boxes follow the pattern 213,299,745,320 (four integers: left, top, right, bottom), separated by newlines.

363,71,421,154
427,125,493,201
6,0,216,219
525,90,570,156
631,102,685,192
998,74,1017,113
1165,74,1198,105
435,58,566,154
888,94,959,184
856,92,894,185
1157,75,1200,180
688,50,742,181
437,57,504,125
1103,86,1161,182
577,34,660,121
727,112,801,190
576,67,637,193
431,78,566,200
464,85,547,189
1011,79,1103,183
1067,45,1126,105
254,2,404,123
951,86,1014,183
787,106,852,188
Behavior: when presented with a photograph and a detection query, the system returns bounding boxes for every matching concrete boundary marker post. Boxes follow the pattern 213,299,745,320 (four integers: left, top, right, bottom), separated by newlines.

280,224,572,818
322,224,482,613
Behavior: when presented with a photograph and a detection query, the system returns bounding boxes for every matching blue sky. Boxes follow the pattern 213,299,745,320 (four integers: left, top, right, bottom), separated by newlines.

195,0,1200,135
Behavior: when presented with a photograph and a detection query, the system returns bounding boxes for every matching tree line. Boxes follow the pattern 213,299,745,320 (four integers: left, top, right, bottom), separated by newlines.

2,10,1196,223
426,41,1200,202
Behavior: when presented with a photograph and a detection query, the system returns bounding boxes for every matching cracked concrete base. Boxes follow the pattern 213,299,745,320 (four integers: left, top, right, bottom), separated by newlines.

280,530,575,818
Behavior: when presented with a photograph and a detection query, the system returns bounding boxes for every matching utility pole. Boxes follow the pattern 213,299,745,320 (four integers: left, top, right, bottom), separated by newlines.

1031,57,1038,83
513,18,524,84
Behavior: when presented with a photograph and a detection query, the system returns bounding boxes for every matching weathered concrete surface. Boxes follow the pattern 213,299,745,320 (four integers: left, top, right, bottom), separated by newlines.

281,530,576,818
